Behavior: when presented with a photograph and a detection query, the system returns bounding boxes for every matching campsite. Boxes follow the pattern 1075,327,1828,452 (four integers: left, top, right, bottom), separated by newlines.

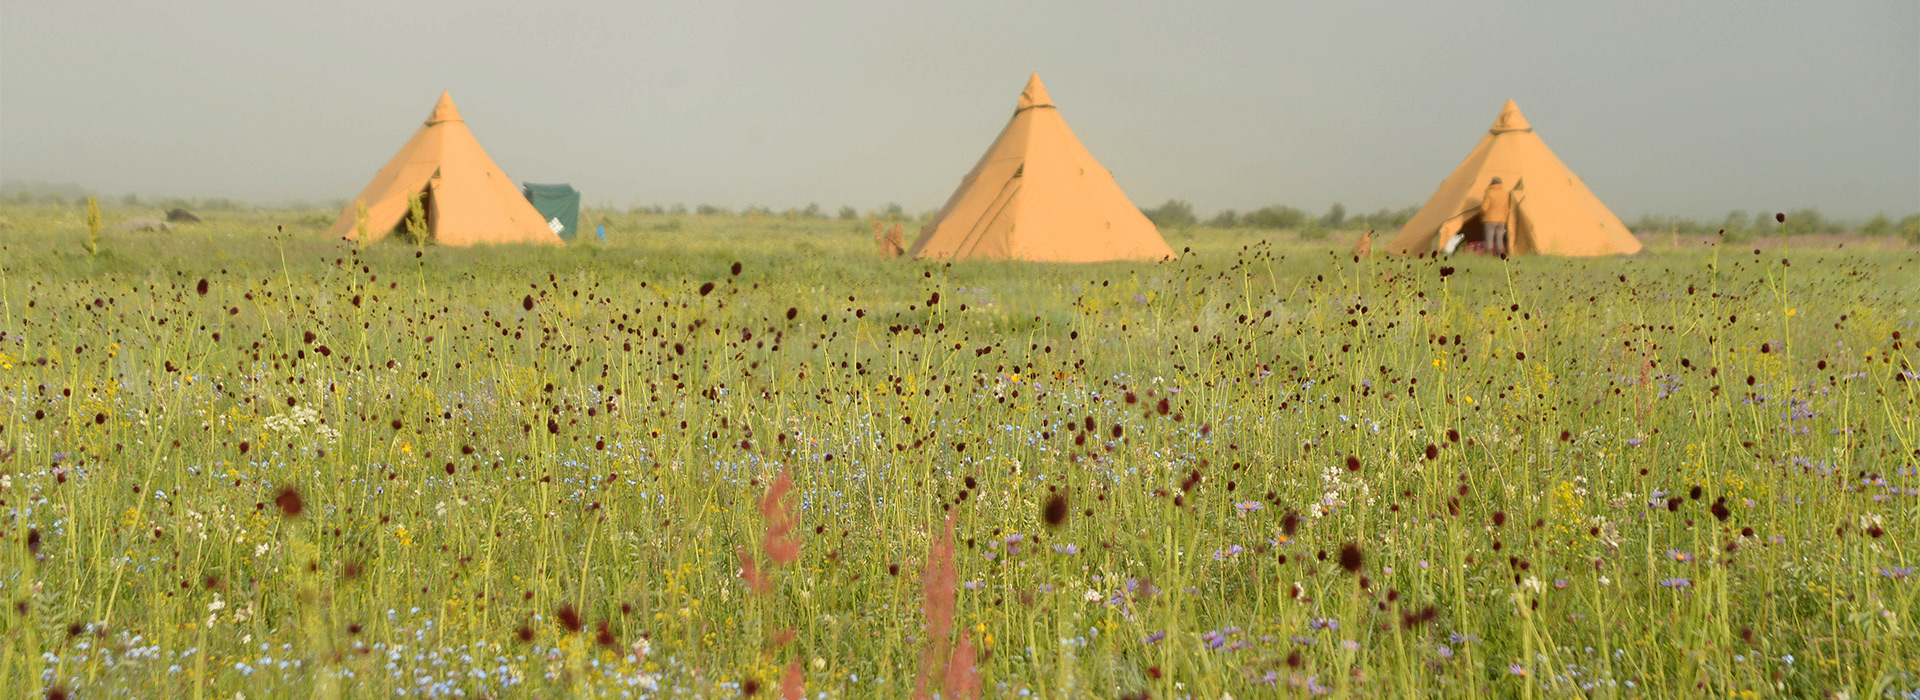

2,2,1917,698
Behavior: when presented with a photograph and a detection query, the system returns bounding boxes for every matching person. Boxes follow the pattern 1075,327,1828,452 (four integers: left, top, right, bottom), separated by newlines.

1482,177,1510,255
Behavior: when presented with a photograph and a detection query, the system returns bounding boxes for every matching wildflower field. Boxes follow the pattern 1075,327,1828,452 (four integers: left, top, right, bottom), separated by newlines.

1,204,1916,698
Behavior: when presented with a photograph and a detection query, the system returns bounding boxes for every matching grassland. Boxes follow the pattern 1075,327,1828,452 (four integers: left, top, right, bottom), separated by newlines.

0,203,1916,698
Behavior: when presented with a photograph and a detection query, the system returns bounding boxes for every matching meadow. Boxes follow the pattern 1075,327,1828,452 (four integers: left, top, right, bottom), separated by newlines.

0,203,1916,698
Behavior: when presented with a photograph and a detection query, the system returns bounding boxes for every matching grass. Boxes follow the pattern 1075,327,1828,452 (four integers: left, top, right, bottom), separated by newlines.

0,202,1916,698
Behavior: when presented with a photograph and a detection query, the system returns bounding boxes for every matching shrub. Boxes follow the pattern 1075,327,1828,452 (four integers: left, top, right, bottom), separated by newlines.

1243,205,1306,230
84,196,102,256
1860,214,1891,237
1721,210,1750,238
1206,209,1239,228
1319,202,1346,229
1141,199,1197,228
1299,220,1329,241
1782,208,1826,236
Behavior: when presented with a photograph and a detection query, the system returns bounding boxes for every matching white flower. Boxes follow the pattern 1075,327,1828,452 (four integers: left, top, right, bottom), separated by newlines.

207,598,226,612
1084,589,1102,603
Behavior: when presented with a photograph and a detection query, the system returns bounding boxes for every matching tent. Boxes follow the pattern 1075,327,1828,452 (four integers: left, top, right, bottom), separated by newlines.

1386,100,1640,257
521,183,581,240
326,92,560,246
906,73,1174,263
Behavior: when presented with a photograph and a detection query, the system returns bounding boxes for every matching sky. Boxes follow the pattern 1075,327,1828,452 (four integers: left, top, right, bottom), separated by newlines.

2,0,1916,219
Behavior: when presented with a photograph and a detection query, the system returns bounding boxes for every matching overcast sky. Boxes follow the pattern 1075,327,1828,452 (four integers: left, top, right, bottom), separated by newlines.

3,1,1915,219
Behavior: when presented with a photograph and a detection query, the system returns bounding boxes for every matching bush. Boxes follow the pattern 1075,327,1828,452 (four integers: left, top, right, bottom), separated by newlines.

1352,206,1417,232
1206,209,1239,228
1901,214,1920,244
1782,208,1827,236
838,206,858,221
1141,199,1197,228
1319,203,1346,229
695,204,728,216
1721,210,1750,238
1860,214,1892,237
1299,220,1328,241
1243,205,1306,230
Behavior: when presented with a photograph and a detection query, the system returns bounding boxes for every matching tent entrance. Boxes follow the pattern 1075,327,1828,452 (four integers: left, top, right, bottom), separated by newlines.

1455,213,1492,251
393,187,435,243
1442,214,1494,254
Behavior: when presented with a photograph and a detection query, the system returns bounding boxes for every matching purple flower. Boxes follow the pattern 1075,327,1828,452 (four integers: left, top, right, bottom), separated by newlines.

1659,577,1692,588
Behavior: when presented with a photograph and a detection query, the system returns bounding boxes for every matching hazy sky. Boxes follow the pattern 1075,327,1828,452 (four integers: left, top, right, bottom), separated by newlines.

3,1,1916,219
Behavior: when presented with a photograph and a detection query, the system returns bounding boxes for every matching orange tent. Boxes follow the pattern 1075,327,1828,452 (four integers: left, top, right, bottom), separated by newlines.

907,74,1174,262
1387,100,1640,257
326,92,560,246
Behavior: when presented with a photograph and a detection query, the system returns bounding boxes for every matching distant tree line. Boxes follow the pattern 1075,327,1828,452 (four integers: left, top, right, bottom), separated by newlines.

1139,197,1920,243
1,186,250,212
8,180,1916,244
621,202,932,223
1628,209,1920,243
1140,199,1419,233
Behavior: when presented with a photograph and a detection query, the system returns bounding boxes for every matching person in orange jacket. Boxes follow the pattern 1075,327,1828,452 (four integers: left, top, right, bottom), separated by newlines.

1482,177,1510,255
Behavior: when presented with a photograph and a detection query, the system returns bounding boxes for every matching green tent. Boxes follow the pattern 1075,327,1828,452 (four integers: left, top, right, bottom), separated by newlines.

521,183,581,240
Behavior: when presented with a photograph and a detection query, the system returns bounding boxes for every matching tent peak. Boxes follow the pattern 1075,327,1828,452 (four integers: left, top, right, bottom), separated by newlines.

1017,73,1054,110
1491,99,1530,133
427,91,463,125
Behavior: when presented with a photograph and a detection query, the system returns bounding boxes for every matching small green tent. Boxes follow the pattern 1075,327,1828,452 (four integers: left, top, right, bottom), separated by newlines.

521,183,581,240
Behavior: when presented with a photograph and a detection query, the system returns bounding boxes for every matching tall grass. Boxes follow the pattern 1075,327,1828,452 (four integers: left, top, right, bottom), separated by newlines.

0,203,1915,697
